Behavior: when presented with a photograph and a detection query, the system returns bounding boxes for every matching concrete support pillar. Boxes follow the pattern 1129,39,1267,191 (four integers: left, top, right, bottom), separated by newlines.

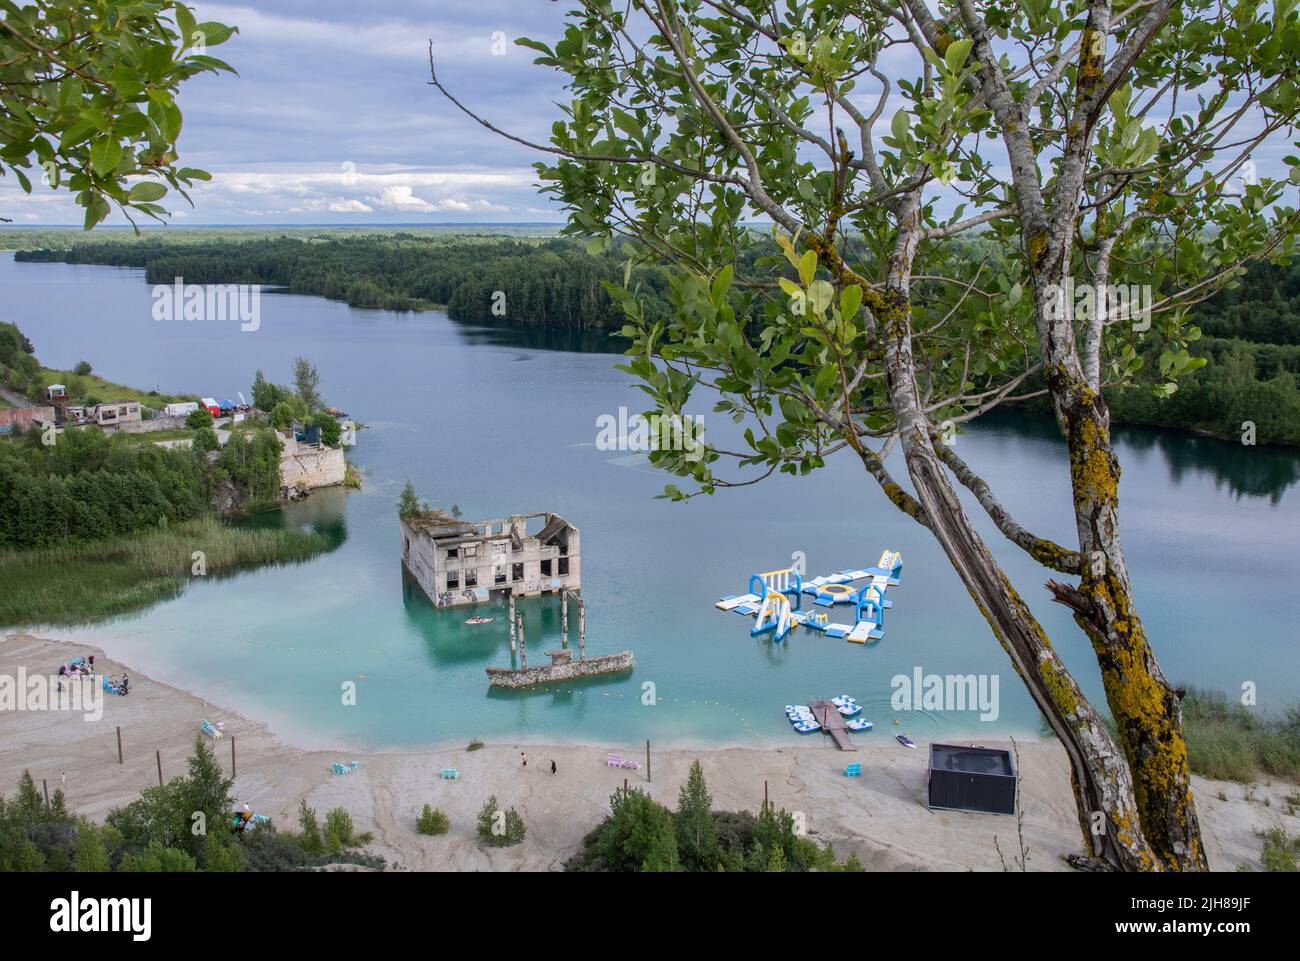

579,600,586,661
509,594,516,651
517,613,526,672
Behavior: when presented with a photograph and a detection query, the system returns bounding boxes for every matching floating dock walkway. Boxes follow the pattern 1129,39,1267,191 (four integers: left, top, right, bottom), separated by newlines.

809,699,856,751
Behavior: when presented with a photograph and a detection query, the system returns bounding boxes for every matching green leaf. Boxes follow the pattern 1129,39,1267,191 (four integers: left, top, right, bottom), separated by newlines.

194,22,237,47
90,138,124,178
515,37,555,57
891,108,910,141
176,5,198,45
840,284,863,321
128,181,168,202
798,249,817,286
710,264,733,304
944,39,973,73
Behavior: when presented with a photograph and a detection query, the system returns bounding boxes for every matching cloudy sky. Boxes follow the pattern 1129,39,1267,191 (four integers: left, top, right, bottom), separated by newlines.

5,1,581,225
1,2,1288,226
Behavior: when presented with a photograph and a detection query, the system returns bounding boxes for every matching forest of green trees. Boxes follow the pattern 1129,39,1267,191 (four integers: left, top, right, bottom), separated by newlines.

13,235,1300,446
1,318,288,553
16,234,673,328
0,739,381,873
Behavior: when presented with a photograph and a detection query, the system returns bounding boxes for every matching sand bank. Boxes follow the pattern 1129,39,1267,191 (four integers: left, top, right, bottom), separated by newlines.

1,633,1290,871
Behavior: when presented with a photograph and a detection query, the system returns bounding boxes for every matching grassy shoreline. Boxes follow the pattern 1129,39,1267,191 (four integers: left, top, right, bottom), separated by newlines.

0,516,336,626
1181,688,1300,783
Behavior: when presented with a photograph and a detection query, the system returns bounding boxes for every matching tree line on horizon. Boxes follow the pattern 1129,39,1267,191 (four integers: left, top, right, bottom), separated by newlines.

14,235,1300,446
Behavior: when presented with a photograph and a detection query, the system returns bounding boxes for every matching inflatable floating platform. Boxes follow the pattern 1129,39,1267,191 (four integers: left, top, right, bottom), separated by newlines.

715,549,902,644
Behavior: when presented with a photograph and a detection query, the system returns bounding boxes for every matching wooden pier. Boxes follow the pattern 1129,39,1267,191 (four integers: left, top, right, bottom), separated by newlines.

810,699,856,751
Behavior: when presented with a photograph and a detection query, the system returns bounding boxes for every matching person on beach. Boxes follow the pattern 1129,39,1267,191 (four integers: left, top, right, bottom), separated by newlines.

550,760,557,775
521,752,527,768
121,673,130,695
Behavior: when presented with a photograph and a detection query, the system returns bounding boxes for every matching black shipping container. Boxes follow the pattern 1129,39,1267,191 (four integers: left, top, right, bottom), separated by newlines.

927,743,1017,815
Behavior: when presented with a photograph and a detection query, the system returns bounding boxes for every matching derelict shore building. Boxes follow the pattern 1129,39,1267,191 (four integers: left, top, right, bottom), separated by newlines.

400,510,580,608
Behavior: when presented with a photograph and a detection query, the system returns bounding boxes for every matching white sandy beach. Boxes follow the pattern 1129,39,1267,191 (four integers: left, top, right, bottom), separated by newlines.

1,632,1291,871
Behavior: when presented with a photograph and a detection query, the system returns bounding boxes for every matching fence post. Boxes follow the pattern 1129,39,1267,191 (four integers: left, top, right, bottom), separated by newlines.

116,726,123,764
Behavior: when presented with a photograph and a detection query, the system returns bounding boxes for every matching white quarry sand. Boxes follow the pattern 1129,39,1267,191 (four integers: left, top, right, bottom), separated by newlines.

2,632,1291,871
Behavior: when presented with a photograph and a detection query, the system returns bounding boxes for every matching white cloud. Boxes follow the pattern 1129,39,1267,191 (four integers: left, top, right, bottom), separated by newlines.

372,184,436,211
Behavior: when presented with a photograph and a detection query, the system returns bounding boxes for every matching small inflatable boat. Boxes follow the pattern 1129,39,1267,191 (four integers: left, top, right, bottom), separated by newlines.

465,616,495,625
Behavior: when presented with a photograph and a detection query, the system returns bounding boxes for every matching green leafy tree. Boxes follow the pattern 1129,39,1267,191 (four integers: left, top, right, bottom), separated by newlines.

118,841,196,872
251,370,292,412
437,0,1300,872
597,785,678,872
72,820,110,872
312,412,342,447
185,407,213,429
292,356,323,413
16,839,45,872
106,735,233,862
675,760,718,871
72,360,92,376
202,829,245,872
0,2,237,227
192,425,219,452
269,396,308,430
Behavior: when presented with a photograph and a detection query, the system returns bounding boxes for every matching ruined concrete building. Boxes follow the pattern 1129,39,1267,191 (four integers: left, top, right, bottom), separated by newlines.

400,511,580,607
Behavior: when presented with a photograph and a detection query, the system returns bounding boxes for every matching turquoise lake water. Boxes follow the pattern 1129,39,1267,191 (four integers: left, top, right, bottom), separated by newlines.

3,252,1298,751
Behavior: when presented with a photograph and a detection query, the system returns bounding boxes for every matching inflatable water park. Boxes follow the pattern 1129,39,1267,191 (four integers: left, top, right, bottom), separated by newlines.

714,549,903,644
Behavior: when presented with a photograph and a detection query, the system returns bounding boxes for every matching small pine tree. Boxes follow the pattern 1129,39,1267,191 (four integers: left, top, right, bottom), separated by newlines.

297,800,322,853
324,808,355,851
292,357,323,413
397,480,421,519
675,760,719,870
416,804,450,836
476,795,526,848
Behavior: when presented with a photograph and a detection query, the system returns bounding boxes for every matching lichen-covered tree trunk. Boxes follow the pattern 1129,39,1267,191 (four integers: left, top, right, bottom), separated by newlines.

1047,384,1207,871
856,199,1157,870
